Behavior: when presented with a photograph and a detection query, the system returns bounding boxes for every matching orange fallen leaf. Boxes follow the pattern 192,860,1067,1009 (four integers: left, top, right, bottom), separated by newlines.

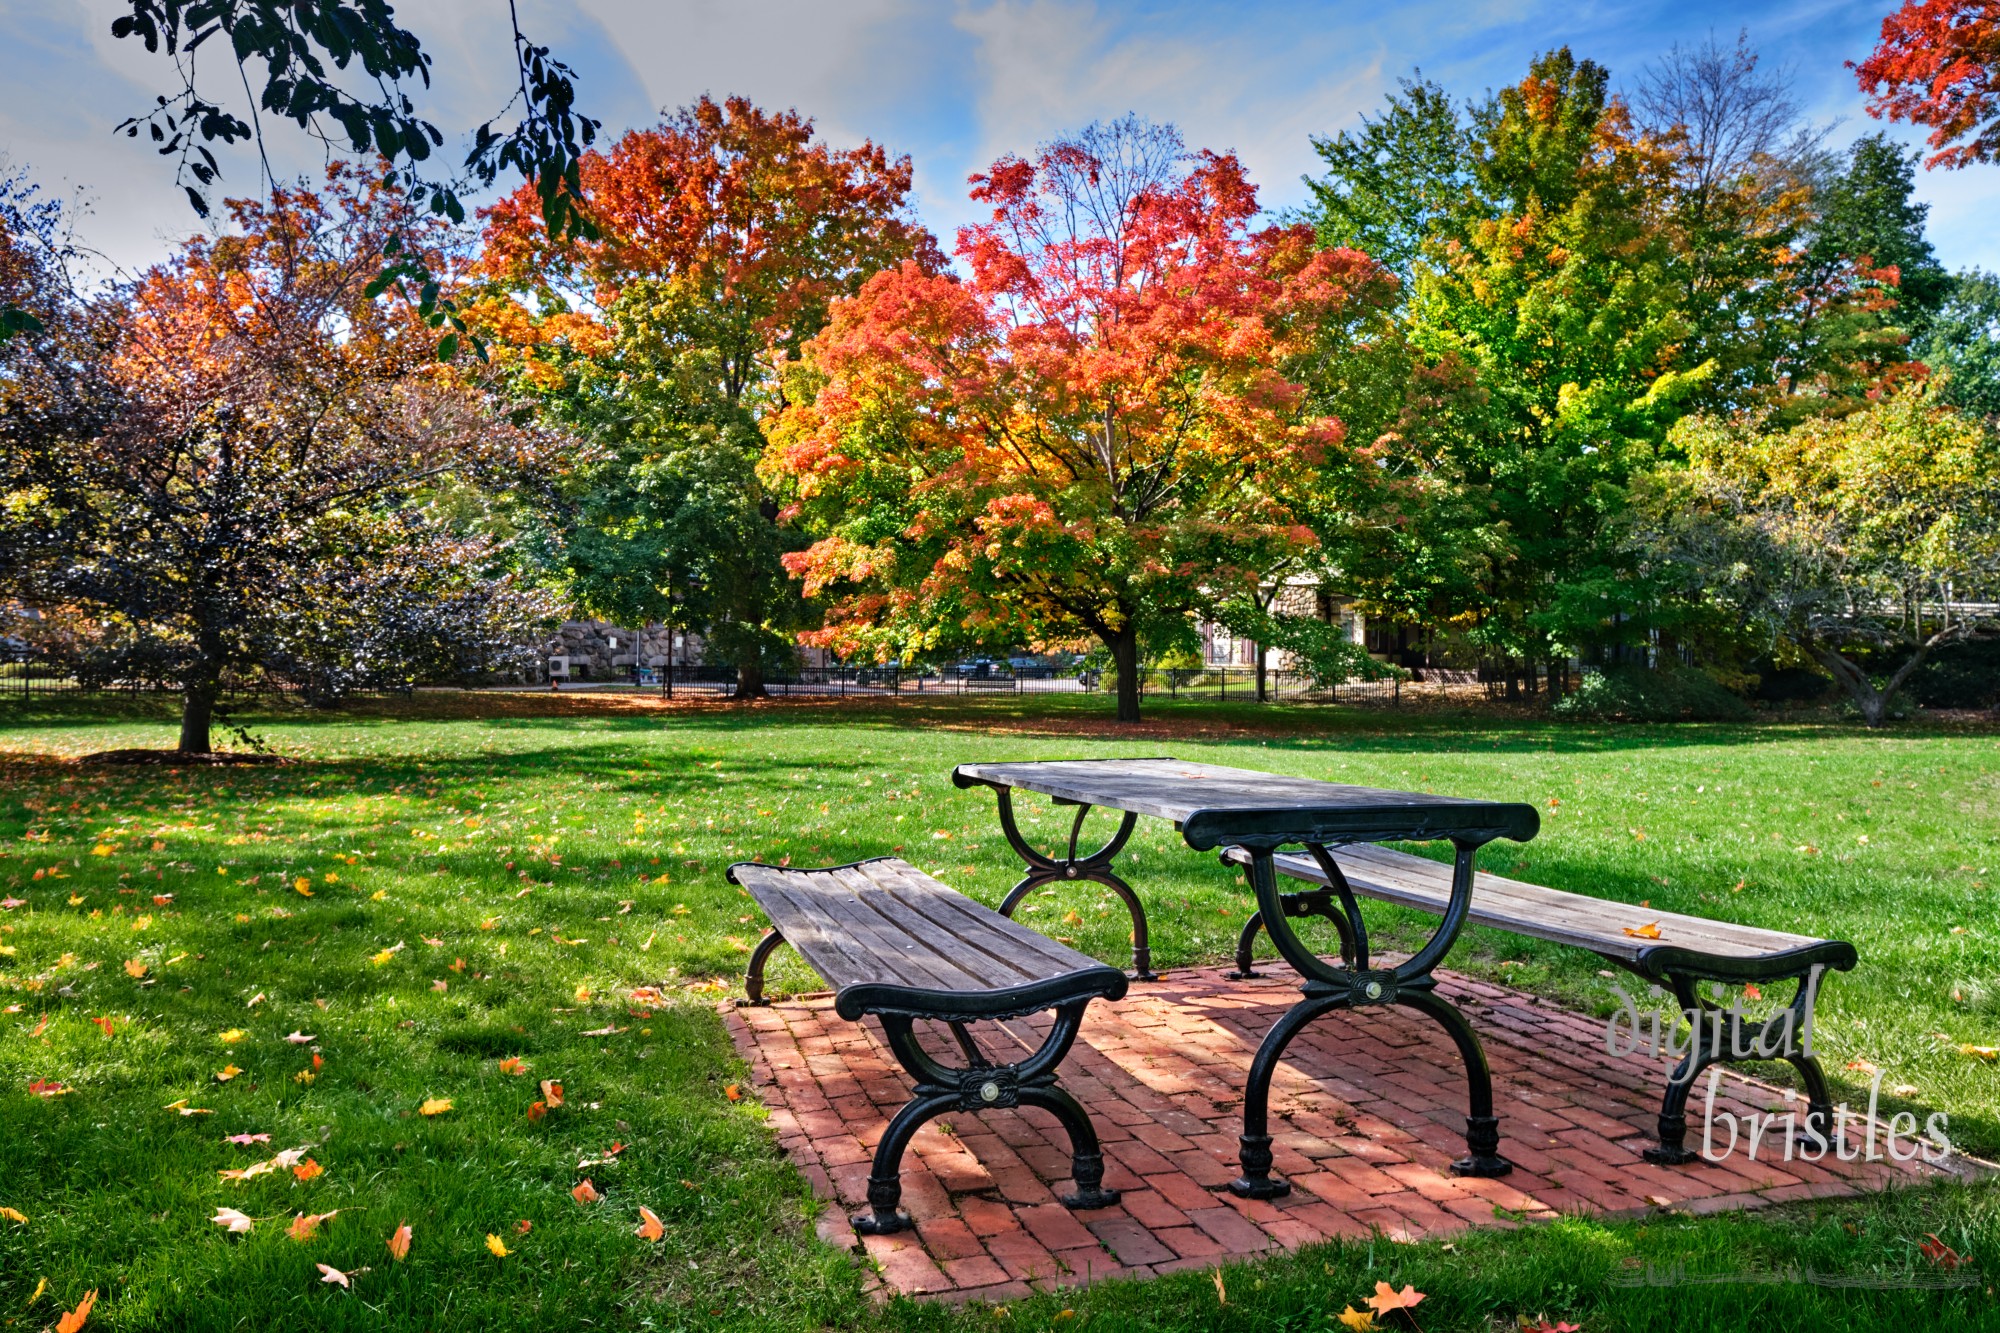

387,1222,412,1261
1920,1233,1962,1269
124,960,148,979
91,1016,115,1037
1365,1281,1426,1314
1742,983,1762,1001
724,1084,742,1103
571,1179,600,1204
514,1218,533,1235
1621,922,1662,940
214,1065,242,1082
292,1158,324,1182
539,1079,563,1108
29,1078,68,1097
634,1206,664,1241
526,1100,548,1121
497,1056,528,1075
55,1288,96,1333
287,1210,337,1241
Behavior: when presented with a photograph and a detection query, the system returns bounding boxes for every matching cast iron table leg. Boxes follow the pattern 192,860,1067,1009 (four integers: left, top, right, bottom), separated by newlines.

1231,839,1511,1199
989,786,1155,980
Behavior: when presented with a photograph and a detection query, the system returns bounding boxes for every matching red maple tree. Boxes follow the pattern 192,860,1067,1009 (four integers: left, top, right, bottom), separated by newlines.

1854,0,2000,167
766,118,1392,721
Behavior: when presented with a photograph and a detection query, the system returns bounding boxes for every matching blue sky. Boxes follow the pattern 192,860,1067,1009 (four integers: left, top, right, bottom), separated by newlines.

3,0,1995,278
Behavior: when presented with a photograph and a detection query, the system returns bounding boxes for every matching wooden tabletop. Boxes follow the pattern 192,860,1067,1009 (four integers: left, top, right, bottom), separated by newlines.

952,758,1540,850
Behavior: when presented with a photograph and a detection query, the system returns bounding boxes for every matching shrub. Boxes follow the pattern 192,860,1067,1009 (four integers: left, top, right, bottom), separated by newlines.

1553,666,1753,723
1905,636,2000,710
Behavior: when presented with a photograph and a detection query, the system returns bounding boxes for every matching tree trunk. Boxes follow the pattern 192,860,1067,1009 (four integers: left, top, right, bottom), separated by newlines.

735,657,768,702
1109,626,1141,724
1810,628,1959,728
179,673,219,753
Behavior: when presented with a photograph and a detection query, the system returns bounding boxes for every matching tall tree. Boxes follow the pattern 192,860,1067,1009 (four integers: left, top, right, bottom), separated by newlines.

1303,76,1472,286
475,96,938,698
1807,133,1952,331
767,117,1393,723
1854,0,2000,168
0,168,557,752
1917,269,2000,418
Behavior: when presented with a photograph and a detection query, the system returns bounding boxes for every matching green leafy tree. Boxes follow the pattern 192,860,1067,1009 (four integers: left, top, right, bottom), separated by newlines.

1917,269,2000,420
1637,385,2000,725
1806,132,1953,336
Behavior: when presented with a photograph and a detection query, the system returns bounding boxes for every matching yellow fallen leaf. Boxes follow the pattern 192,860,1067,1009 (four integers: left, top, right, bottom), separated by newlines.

214,1064,242,1082
418,1097,452,1116
1621,922,1662,940
91,844,114,857
1960,1044,1999,1061
485,1233,509,1258
26,1277,45,1305
1338,1309,1377,1332
0,1206,26,1223
218,1029,245,1045
123,959,147,979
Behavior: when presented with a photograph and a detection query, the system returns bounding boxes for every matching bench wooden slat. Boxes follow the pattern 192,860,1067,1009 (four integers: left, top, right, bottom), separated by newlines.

732,858,1115,999
1225,843,1834,965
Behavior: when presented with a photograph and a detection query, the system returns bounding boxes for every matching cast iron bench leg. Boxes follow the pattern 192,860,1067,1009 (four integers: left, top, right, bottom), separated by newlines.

992,789,1156,980
1229,889,1359,979
853,1001,1120,1235
737,929,787,1006
1644,970,1836,1165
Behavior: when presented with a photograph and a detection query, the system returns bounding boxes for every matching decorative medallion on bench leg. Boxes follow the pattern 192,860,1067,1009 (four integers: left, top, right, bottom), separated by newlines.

986,786,1157,980
726,856,1128,1236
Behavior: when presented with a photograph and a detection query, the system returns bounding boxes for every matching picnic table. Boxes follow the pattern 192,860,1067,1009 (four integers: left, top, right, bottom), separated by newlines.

951,758,1540,1196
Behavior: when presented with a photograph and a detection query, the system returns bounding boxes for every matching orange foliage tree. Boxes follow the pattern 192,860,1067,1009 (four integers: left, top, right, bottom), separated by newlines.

766,118,1393,722
475,96,939,697
1854,0,2000,167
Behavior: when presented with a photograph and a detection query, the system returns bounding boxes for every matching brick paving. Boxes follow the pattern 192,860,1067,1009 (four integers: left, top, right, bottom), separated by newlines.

724,964,1961,1302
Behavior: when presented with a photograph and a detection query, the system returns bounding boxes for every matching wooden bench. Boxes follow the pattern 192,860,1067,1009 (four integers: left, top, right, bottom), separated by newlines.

1221,843,1857,1164
727,855,1128,1234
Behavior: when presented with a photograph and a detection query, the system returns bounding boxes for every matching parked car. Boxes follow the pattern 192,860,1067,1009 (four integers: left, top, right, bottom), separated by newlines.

950,657,1005,679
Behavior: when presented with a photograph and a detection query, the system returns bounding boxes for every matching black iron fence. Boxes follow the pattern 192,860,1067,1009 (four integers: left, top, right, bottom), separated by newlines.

616,662,1418,702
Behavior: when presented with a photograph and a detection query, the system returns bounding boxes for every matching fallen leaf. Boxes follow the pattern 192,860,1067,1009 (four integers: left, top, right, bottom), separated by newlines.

0,898,23,910
212,1207,254,1233
418,1097,452,1116
218,1029,245,1045
26,1276,45,1305
539,1080,564,1108
1959,1045,1998,1061
497,1056,528,1075
1920,1233,1962,1270
315,1263,349,1288
54,1288,96,1333
124,960,148,979
225,1133,271,1145
581,1024,624,1037
164,1100,212,1116
485,1233,509,1258
1365,1282,1425,1314
1337,1309,1377,1332
1847,1058,1880,1075
387,1222,412,1261
91,1017,115,1038
285,1031,315,1044
29,1079,69,1097
571,1179,600,1204
1742,983,1761,1001
515,1218,533,1235
214,1065,242,1082
0,1206,25,1223
287,1209,337,1240
1621,922,1662,940
634,1206,664,1241
724,1084,741,1103
526,1100,548,1121
292,1158,324,1182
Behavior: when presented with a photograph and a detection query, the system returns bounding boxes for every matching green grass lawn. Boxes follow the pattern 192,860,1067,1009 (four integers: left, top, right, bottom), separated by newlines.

1,690,1996,1332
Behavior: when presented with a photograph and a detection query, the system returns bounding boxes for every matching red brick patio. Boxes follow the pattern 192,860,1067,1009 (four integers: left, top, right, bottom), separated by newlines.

723,964,1961,1302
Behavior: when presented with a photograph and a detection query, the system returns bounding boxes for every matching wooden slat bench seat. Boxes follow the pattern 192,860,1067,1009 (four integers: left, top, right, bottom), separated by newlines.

727,856,1127,1234
1222,843,1857,1164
